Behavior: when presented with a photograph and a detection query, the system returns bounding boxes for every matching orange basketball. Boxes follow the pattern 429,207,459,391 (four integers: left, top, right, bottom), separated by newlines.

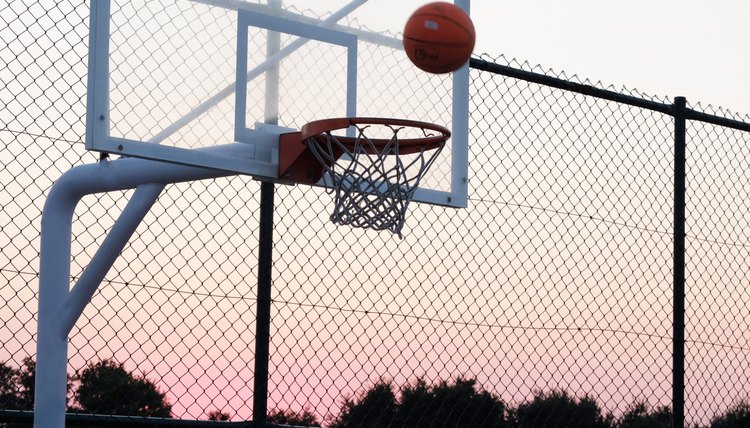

403,2,475,74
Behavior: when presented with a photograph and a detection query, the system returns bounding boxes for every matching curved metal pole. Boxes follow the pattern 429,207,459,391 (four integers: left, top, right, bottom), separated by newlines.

35,150,241,428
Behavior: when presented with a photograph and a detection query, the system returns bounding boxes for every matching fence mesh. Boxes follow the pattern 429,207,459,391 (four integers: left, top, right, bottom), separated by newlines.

685,110,750,425
2,1,750,427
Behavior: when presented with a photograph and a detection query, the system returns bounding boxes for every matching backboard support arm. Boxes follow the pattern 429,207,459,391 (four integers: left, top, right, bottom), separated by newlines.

34,148,245,428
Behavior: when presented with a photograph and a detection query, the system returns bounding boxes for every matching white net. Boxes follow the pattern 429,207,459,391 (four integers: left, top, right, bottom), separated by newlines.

306,120,447,238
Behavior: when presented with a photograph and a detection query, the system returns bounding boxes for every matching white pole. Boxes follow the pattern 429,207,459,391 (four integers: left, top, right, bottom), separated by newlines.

36,187,75,428
451,0,471,208
34,146,246,428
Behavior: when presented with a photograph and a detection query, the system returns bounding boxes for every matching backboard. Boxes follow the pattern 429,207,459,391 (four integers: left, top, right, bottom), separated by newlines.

86,0,470,208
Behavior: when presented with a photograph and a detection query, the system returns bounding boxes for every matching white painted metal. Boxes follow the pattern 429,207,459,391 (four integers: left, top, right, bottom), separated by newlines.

87,0,367,176
84,0,471,208
235,9,358,145
34,145,248,428
450,0,471,208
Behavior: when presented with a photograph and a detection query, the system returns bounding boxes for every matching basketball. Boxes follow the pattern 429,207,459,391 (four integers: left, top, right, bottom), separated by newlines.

403,2,475,74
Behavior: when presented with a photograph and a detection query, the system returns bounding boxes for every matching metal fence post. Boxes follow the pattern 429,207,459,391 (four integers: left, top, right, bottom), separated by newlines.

672,96,687,428
253,181,275,428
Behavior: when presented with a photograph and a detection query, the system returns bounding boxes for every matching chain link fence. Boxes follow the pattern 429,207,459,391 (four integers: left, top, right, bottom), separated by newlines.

3,1,750,427
685,106,750,426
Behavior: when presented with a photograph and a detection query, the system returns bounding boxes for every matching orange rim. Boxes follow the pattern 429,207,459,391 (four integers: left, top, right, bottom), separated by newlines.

300,117,450,153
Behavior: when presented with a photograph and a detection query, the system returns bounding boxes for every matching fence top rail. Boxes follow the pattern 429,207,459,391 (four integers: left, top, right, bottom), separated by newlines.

469,57,674,115
471,57,750,134
685,109,750,133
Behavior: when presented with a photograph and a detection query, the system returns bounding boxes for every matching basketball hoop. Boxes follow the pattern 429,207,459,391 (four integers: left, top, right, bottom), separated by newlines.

279,118,450,238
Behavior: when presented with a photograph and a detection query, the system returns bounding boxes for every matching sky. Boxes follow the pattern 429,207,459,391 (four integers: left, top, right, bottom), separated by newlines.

295,0,750,115
468,0,750,115
5,0,749,424
90,0,750,183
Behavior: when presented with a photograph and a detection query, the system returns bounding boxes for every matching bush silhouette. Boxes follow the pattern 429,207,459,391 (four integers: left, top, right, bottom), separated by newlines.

329,377,505,428
0,358,35,412
268,408,320,426
206,410,230,421
710,401,750,428
71,359,172,417
617,401,671,428
329,381,397,428
394,377,506,427
509,390,613,428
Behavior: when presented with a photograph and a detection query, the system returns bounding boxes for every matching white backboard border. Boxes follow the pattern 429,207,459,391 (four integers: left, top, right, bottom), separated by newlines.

85,0,471,208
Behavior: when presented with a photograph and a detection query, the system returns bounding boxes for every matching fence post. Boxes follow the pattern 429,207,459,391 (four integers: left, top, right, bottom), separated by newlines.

253,181,275,428
672,96,687,427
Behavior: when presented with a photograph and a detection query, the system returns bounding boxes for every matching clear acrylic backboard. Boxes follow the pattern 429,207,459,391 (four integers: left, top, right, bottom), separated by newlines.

85,0,470,207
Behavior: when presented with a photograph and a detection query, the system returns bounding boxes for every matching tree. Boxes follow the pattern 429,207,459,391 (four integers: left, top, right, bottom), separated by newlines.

0,358,37,412
0,358,39,428
710,401,750,428
509,390,614,428
617,401,671,428
15,358,34,411
205,408,320,426
72,359,172,418
0,363,21,410
329,377,506,428
329,381,397,428
394,377,506,427
206,410,231,421
268,408,320,426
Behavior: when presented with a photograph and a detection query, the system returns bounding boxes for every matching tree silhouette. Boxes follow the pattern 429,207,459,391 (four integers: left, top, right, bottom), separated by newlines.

0,358,38,427
329,377,506,428
509,390,613,428
0,358,36,411
15,358,34,412
617,401,671,428
0,363,21,411
394,377,506,427
268,408,320,426
710,401,750,428
204,408,320,426
206,410,231,421
329,381,397,428
6,355,750,428
71,359,172,417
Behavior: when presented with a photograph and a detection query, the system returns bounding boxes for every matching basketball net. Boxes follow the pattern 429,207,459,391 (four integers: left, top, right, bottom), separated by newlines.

305,121,446,238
